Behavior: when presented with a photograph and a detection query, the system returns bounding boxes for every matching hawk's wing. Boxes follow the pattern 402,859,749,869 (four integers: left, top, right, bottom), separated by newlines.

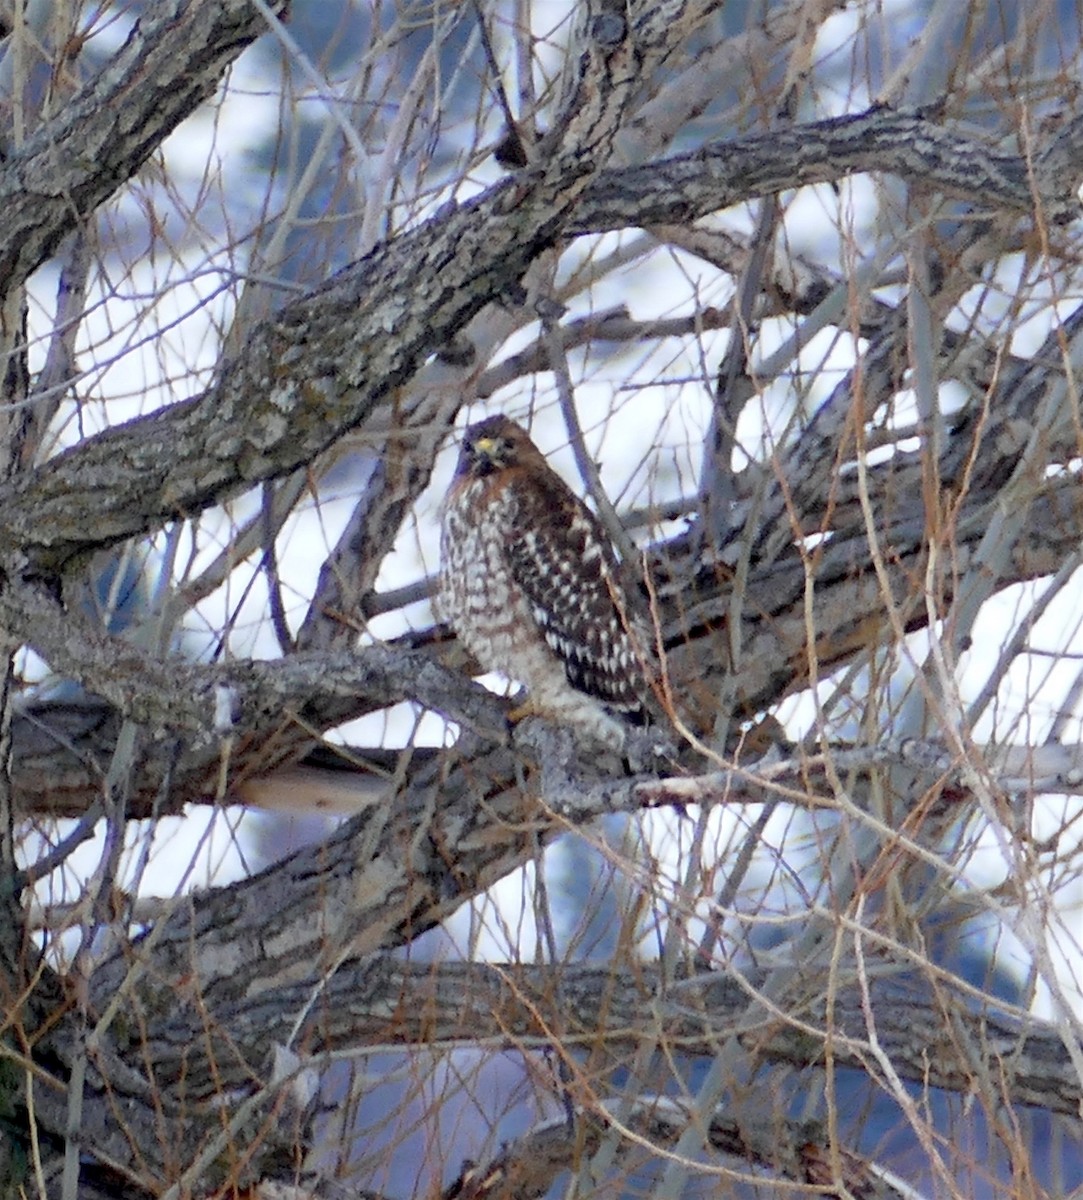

504,470,652,718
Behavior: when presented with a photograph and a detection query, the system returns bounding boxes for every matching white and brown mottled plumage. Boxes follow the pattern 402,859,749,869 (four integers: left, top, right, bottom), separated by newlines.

439,414,655,750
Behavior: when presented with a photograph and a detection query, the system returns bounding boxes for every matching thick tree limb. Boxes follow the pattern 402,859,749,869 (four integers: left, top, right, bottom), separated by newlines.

131,956,1083,1118
39,951,1076,1200
0,0,290,289
574,106,1083,234
0,109,1076,576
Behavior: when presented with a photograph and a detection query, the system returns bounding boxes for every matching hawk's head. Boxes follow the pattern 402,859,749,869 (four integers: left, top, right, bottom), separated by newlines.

455,415,545,479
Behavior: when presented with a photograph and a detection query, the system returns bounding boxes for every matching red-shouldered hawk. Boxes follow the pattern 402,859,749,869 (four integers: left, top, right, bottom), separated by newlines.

439,414,656,750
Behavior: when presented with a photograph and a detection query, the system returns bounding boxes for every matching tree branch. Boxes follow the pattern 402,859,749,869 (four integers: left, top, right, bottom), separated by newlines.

0,0,289,289
86,955,1083,1134
0,109,1074,576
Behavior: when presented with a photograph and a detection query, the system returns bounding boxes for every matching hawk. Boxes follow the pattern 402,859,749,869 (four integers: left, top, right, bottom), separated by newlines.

439,414,656,750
